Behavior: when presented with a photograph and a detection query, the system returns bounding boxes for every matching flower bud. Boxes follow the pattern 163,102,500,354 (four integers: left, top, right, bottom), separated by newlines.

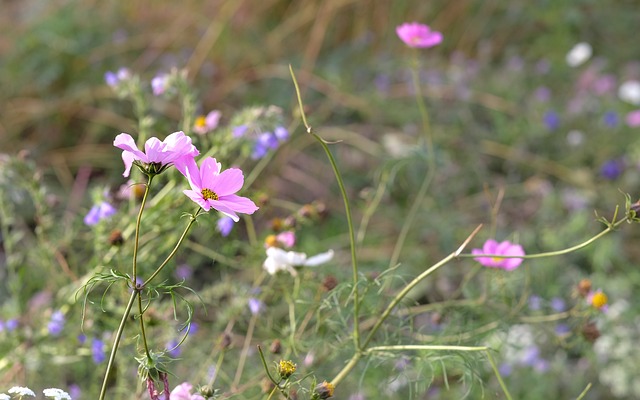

322,275,338,291
270,339,282,354
581,321,600,343
109,229,125,246
313,381,335,399
577,279,591,297
199,385,216,398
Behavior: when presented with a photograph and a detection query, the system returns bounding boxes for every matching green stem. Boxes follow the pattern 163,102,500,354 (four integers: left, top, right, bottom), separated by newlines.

142,208,203,287
485,350,513,400
138,291,152,360
133,175,154,284
290,65,361,350
98,290,138,400
362,252,456,349
330,352,363,388
367,345,488,352
387,52,436,277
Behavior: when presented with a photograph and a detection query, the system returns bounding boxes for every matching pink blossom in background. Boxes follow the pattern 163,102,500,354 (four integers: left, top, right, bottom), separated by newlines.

625,110,640,127
396,22,442,48
193,110,221,135
276,230,296,248
170,382,205,400
472,239,525,271
113,131,199,177
181,157,258,222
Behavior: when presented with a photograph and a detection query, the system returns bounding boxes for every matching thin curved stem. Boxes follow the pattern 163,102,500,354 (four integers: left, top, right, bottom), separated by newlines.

142,208,203,287
459,215,626,260
138,291,152,360
99,290,138,400
133,175,153,284
290,65,361,350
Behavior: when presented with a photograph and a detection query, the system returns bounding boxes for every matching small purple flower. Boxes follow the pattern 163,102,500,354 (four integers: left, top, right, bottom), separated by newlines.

543,110,560,131
92,338,106,364
498,363,512,377
248,298,264,315
533,358,550,373
528,295,542,311
600,159,624,180
550,297,566,312
533,86,551,102
151,73,169,96
84,202,117,226
521,346,540,366
5,318,18,331
180,322,199,336
68,384,82,399
104,68,130,87
472,239,525,271
77,334,87,344
217,216,235,237
603,111,619,127
166,338,182,358
232,125,248,138
555,323,571,336
396,22,443,48
175,264,193,281
274,126,289,142
47,310,65,336
252,132,279,160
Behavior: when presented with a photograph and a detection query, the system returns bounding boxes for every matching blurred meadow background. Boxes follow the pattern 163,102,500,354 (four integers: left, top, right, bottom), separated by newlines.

2,0,640,399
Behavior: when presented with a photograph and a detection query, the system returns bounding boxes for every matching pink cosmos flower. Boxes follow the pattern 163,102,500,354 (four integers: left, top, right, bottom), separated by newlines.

193,110,221,135
170,382,205,400
182,157,258,221
472,239,525,271
113,131,199,177
276,230,296,248
396,22,443,48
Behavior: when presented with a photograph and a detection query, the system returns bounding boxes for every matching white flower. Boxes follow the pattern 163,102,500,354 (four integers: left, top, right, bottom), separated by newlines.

565,42,592,67
263,247,334,276
43,388,71,400
0,394,10,400
8,387,36,397
619,80,640,105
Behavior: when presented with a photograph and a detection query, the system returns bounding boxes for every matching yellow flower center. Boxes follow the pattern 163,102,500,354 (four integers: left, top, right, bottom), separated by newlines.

278,360,296,379
195,116,206,128
201,188,218,201
265,234,278,248
491,257,504,263
591,292,608,309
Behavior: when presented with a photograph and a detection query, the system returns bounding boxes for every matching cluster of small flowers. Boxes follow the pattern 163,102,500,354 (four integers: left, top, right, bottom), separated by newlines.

0,387,71,400
228,106,289,159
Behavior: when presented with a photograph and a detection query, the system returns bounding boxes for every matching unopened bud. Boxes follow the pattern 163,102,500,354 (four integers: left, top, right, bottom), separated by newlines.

109,230,124,246
313,381,335,399
577,279,591,297
270,339,282,354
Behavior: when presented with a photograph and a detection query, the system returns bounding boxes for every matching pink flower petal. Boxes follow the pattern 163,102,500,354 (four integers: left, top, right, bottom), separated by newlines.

212,168,244,196
199,157,221,189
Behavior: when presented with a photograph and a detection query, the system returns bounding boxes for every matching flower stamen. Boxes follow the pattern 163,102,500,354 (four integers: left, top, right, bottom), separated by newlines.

201,188,219,201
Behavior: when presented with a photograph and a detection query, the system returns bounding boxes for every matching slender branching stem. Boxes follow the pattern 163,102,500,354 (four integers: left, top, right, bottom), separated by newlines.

99,290,138,400
387,51,436,282
142,207,203,287
485,350,513,400
133,175,153,285
459,213,626,260
138,291,152,360
290,65,361,349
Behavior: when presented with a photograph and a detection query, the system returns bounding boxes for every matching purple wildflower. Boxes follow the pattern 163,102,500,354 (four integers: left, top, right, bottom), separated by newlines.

603,111,619,127
216,216,235,237
543,110,560,131
47,310,65,336
84,202,117,226
92,338,106,364
550,297,566,312
600,159,624,180
248,298,264,315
